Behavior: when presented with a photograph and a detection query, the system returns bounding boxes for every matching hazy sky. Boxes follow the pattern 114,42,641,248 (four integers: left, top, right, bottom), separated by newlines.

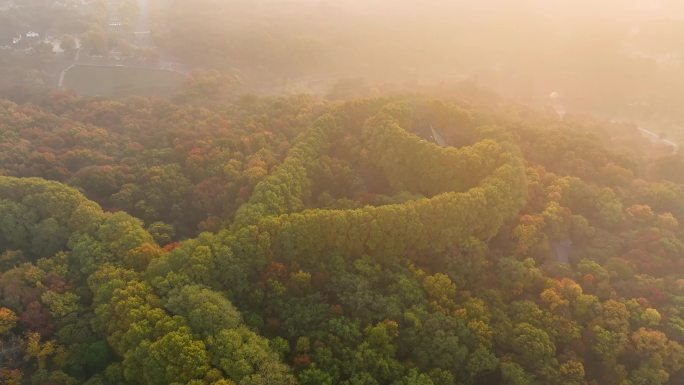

152,0,684,126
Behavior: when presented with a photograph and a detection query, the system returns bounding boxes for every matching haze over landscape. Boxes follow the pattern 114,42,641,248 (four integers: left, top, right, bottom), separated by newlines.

2,1,684,385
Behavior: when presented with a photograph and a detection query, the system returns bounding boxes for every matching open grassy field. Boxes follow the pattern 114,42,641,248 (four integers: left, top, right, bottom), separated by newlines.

63,65,185,97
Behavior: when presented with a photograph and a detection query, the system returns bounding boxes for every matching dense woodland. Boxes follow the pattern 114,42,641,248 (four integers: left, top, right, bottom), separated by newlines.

0,93,318,236
2,90,684,385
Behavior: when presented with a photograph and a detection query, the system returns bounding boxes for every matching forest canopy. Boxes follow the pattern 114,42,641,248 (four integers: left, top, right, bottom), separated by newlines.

3,1,684,385
3,94,684,385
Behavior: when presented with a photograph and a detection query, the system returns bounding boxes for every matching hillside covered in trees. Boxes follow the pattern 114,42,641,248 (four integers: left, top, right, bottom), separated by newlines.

2,92,684,385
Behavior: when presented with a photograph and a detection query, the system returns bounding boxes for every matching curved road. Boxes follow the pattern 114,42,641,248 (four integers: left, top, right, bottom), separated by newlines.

637,126,679,154
551,100,679,155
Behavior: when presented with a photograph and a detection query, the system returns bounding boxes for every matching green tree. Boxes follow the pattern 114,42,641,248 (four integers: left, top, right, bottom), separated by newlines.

299,368,334,385
60,34,77,52
140,330,211,385
510,323,555,369
164,285,242,336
